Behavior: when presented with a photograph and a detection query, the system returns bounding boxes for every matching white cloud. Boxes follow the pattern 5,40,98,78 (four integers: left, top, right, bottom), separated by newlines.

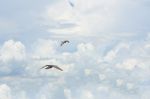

43,0,150,39
43,0,119,37
25,39,75,77
116,79,124,87
104,43,130,62
31,39,57,59
97,85,109,92
116,58,138,70
0,40,26,63
0,38,150,99
64,88,73,99
0,84,11,99
0,0,150,98
76,43,96,58
77,43,95,53
104,50,116,61
126,83,134,90
81,90,94,99
99,74,106,81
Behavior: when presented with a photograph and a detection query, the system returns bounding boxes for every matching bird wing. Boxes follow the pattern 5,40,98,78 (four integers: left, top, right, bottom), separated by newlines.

40,65,48,69
66,40,69,43
53,65,63,71
60,40,69,46
60,41,65,46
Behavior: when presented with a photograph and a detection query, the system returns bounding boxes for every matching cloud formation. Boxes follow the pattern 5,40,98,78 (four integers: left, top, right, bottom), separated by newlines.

0,0,150,99
0,36,149,99
0,40,26,62
0,84,11,99
43,0,150,38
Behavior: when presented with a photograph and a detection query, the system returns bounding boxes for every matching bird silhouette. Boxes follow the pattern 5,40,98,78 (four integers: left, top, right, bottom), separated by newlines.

68,0,74,7
60,40,70,46
41,65,63,71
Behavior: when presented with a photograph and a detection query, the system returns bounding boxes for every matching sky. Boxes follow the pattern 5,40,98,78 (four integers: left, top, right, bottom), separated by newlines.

0,0,150,99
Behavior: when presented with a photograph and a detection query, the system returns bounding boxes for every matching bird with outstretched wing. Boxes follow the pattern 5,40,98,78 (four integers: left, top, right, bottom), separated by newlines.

60,40,70,46
41,65,63,71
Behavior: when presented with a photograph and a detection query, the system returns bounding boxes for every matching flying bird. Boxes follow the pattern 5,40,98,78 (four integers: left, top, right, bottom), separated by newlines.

60,40,70,46
41,65,63,71
68,0,74,7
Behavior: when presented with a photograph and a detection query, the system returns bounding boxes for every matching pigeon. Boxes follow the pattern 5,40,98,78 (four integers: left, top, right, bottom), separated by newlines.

41,65,63,71
60,40,70,46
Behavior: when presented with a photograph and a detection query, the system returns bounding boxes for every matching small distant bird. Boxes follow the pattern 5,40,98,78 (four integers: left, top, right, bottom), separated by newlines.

68,0,74,7
60,40,70,46
41,65,63,71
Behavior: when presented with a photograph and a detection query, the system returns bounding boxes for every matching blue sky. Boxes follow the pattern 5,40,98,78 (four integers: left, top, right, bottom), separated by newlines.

0,0,150,99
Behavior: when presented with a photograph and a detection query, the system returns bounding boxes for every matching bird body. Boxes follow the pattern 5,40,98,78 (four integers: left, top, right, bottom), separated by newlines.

41,65,63,71
60,40,70,46
68,0,74,7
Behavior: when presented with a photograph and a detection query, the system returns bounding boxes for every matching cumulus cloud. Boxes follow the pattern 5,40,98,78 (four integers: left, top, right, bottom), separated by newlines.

0,38,150,99
0,0,150,99
0,84,11,99
31,39,57,59
104,43,130,62
0,40,26,63
116,58,138,70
